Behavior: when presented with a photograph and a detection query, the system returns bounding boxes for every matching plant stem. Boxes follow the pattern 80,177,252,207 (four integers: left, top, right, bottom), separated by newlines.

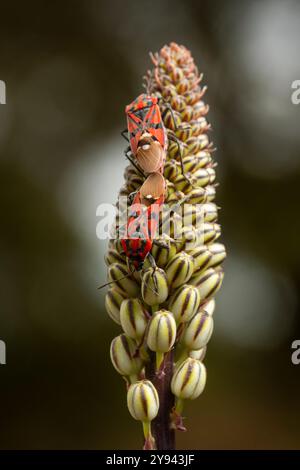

146,350,175,450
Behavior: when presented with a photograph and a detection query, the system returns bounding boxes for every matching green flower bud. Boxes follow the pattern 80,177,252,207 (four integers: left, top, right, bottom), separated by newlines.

168,284,201,324
173,173,197,193
186,187,206,204
164,159,179,181
110,334,143,378
207,243,226,268
105,249,127,267
108,263,140,297
175,122,193,141
189,346,207,362
182,155,209,173
193,167,215,187
127,380,159,422
190,267,224,301
200,223,221,244
187,246,211,273
186,135,209,154
204,185,216,202
146,310,177,353
165,252,194,288
202,298,216,316
194,150,212,168
149,236,177,268
171,358,206,400
120,299,149,340
166,189,185,204
183,311,214,350
105,288,127,325
202,202,218,222
141,267,169,306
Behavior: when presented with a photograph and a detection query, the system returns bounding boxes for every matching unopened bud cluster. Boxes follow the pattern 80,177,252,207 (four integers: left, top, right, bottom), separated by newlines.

104,43,226,448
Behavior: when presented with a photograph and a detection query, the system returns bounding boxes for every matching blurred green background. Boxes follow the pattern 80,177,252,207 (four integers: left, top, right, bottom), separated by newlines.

1,0,300,449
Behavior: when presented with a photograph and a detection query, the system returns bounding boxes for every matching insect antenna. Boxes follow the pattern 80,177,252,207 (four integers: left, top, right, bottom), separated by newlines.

97,265,135,290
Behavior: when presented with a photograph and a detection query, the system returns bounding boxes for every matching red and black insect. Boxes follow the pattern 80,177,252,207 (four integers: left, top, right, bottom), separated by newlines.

125,94,167,156
121,189,164,271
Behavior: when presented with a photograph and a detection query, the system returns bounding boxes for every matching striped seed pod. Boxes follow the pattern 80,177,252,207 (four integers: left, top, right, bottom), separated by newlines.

187,246,212,273
149,236,177,268
171,358,207,400
105,288,127,325
146,310,177,359
141,267,169,306
207,243,227,268
165,252,194,288
183,311,214,350
189,267,224,302
120,298,149,340
127,380,159,449
168,284,200,324
110,334,143,379
202,298,216,316
189,346,207,362
127,380,159,422
107,263,140,297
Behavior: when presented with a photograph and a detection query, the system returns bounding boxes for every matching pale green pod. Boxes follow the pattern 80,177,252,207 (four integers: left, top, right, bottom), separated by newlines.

165,252,194,288
193,150,212,168
173,173,197,193
202,203,218,223
105,249,127,267
141,268,169,306
204,185,216,202
171,358,206,400
120,299,149,340
197,223,221,244
202,298,216,316
189,267,224,302
189,346,207,362
183,311,214,350
146,310,177,353
187,246,212,273
182,155,208,173
185,187,206,204
108,263,140,297
105,288,127,325
127,380,159,422
207,243,226,268
110,334,143,377
174,227,197,251
193,168,215,187
164,159,180,181
166,189,185,204
168,284,200,324
149,236,177,268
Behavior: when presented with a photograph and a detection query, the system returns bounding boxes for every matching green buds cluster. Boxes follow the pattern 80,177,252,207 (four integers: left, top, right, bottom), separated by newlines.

103,43,226,449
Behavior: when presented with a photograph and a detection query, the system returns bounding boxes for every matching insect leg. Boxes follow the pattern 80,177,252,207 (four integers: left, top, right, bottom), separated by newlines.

147,253,159,294
161,101,178,131
124,149,146,178
121,129,129,142
168,132,196,188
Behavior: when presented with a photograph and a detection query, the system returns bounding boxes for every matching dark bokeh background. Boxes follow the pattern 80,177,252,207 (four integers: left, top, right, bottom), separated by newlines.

1,0,300,449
